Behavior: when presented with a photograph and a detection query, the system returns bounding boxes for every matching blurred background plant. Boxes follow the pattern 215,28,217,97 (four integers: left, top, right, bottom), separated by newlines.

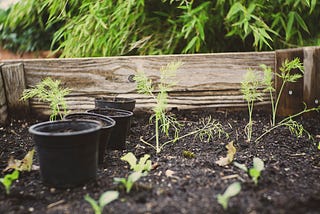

0,0,319,57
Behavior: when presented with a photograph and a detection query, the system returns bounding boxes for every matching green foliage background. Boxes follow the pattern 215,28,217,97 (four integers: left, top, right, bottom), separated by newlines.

0,0,319,57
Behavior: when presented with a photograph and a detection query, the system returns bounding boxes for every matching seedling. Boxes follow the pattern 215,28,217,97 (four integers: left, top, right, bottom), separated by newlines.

0,170,19,194
234,157,265,185
114,171,144,193
84,191,119,214
240,69,263,142
134,62,228,153
120,152,152,173
261,58,304,126
21,77,70,121
241,58,319,142
217,182,241,210
255,104,319,142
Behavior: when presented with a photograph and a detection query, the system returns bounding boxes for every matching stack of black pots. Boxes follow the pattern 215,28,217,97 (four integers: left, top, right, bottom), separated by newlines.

28,96,135,188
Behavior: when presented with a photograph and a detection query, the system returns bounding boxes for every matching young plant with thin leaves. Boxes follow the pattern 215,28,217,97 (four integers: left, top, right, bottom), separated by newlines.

217,182,241,210
84,191,119,214
234,157,265,185
241,69,263,142
255,104,319,143
0,170,19,194
261,58,304,126
20,77,70,121
120,152,152,173
114,171,145,193
134,62,228,153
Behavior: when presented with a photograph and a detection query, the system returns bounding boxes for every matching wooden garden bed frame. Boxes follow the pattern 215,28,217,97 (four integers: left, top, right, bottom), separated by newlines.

0,46,319,124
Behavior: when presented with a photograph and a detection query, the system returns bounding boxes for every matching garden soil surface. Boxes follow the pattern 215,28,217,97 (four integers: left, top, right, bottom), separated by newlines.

0,109,319,214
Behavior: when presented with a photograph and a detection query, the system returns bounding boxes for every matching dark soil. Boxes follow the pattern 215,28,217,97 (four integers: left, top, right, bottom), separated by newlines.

0,109,319,214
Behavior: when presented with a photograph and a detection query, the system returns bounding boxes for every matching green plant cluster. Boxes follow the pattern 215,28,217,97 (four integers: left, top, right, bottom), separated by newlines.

20,77,70,121
241,58,320,142
134,61,228,153
1,0,319,56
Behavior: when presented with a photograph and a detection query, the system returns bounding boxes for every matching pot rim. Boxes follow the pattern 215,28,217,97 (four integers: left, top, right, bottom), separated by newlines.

63,112,116,129
87,107,133,118
29,119,102,137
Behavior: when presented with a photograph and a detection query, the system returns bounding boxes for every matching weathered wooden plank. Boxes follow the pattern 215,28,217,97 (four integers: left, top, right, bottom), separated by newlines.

275,48,304,116
303,47,320,109
1,63,29,117
0,63,8,124
2,52,275,116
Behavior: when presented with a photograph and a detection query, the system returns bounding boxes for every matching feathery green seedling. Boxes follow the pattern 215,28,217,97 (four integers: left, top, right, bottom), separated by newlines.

84,191,119,214
134,62,228,153
114,171,144,193
217,182,241,210
234,157,265,185
241,69,263,142
21,77,70,121
0,170,19,194
261,58,304,126
255,104,319,142
121,152,152,173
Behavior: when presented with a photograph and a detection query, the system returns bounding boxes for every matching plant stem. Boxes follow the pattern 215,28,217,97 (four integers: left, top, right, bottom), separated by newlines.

273,80,286,126
255,106,319,142
139,136,156,150
155,117,160,153
159,129,202,151
269,89,275,126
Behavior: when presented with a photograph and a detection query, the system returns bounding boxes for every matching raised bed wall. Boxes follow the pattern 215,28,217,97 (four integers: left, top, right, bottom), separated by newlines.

0,47,319,123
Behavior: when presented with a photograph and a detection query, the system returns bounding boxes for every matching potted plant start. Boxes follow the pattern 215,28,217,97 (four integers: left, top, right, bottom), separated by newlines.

64,112,116,164
22,78,103,187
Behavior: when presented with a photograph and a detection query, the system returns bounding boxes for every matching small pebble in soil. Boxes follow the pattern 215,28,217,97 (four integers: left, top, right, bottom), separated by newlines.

50,188,56,193
28,207,34,212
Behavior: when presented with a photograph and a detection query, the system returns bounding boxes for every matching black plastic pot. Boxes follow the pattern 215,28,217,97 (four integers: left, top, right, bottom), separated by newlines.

29,120,102,188
64,113,115,164
95,96,136,112
87,108,133,150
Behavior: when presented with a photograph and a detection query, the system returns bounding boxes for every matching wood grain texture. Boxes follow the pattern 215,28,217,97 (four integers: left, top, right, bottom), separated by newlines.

275,48,304,116
303,47,320,109
1,63,29,117
0,64,8,124
2,52,275,116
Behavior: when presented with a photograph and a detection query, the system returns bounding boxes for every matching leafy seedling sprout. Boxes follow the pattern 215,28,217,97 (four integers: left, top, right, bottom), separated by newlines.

21,77,70,121
121,152,152,173
240,69,263,142
261,57,304,126
134,62,228,153
217,182,241,210
84,191,119,214
114,171,144,193
234,157,265,185
0,170,19,194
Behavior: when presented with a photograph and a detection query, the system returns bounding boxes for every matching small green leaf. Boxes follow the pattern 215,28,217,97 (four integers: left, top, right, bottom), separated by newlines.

234,162,248,172
99,191,119,208
0,170,20,194
121,152,137,170
217,182,241,210
253,157,265,171
84,194,101,214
